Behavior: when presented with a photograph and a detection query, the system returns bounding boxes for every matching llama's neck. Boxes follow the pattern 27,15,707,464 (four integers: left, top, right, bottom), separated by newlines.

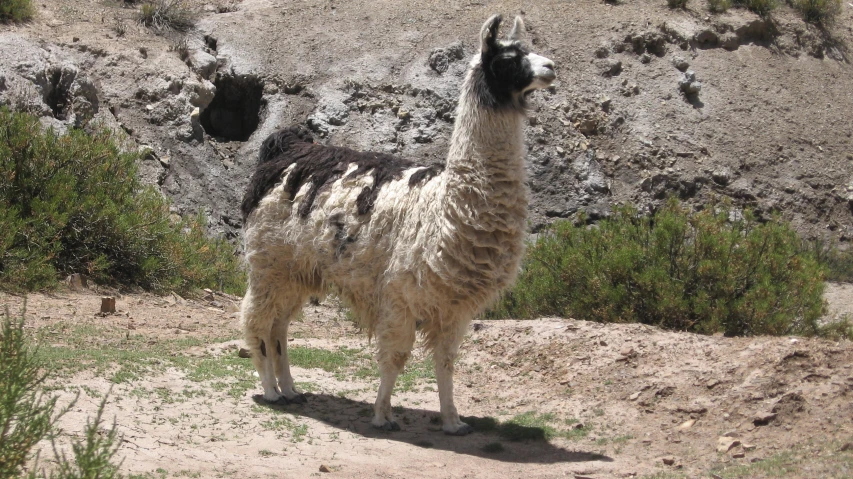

443,63,528,218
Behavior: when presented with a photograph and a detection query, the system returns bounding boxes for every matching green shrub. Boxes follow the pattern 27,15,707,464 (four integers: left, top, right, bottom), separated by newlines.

492,198,826,337
667,0,689,8
804,238,853,283
139,0,198,32
708,0,732,12
0,0,34,22
733,0,776,15
791,0,841,24
0,108,245,294
0,308,122,478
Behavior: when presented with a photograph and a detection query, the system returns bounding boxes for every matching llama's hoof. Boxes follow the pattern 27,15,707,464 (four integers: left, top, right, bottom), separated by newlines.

373,421,401,432
271,396,292,406
444,423,474,436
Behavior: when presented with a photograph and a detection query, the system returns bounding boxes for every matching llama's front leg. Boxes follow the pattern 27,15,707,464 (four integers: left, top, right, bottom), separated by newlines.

433,330,473,436
372,319,415,431
271,316,306,403
372,350,410,430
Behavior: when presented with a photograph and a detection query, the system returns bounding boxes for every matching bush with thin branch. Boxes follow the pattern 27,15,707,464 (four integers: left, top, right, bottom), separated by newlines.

708,0,732,12
791,0,841,24
0,0,34,22
139,0,198,32
490,198,827,337
733,0,776,16
0,307,123,478
0,107,245,294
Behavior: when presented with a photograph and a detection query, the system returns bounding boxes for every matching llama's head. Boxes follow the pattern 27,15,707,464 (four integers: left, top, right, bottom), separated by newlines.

473,14,556,111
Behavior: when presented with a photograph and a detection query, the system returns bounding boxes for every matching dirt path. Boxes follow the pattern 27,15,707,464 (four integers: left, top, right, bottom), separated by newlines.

4,287,852,479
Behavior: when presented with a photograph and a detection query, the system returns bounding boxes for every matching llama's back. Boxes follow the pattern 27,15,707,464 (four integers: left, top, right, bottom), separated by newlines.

241,127,445,301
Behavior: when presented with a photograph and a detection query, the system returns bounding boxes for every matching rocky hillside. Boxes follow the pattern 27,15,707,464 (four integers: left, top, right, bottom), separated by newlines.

1,0,851,242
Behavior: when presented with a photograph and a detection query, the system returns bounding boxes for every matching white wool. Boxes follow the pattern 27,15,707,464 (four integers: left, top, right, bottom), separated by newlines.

241,15,553,435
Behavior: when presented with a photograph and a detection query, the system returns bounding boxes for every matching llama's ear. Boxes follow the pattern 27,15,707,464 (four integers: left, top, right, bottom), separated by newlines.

480,14,502,53
507,16,525,41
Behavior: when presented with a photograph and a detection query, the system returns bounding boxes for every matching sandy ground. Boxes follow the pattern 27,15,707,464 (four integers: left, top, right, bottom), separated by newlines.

3,284,852,479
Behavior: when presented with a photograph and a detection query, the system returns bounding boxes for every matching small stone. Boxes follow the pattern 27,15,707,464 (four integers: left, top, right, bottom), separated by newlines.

753,411,777,426
717,437,741,453
556,146,565,155
602,58,622,76
238,348,252,358
712,168,732,186
720,32,739,51
706,379,720,388
319,464,331,473
839,443,853,452
639,53,651,64
662,456,676,466
620,345,635,357
629,391,642,401
73,37,80,42
743,443,757,451
397,110,410,120
599,340,607,346
732,452,745,458
642,439,652,445
678,419,696,429
671,55,689,71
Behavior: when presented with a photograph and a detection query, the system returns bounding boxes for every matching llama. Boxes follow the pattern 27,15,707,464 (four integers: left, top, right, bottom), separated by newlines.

240,14,555,435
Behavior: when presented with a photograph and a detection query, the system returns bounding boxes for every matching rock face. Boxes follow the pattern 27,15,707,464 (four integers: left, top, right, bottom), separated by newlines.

0,1,851,245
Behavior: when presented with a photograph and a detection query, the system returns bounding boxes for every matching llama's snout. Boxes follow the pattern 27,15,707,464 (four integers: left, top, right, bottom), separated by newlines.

528,53,556,85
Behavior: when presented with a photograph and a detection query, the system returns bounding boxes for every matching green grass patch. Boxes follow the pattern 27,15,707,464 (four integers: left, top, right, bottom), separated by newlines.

709,439,853,478
491,198,826,337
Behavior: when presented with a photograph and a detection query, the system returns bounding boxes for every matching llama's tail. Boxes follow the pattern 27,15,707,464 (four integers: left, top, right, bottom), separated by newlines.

258,125,315,164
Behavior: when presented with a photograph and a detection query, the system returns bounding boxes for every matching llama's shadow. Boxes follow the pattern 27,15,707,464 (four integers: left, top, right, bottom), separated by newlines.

252,394,613,464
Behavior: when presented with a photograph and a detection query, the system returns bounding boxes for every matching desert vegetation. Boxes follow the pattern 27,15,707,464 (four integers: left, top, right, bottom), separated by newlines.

0,0,33,22
491,198,837,337
0,309,122,478
0,108,245,294
138,0,199,33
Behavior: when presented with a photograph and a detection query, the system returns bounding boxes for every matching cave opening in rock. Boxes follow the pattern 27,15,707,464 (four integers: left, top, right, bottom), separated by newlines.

45,68,73,120
199,75,264,142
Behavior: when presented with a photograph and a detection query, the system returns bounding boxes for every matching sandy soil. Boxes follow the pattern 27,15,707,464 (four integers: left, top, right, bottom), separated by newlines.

3,285,852,479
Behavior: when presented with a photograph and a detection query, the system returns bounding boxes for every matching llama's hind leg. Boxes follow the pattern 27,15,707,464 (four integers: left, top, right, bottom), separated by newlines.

242,284,286,403
430,322,473,435
271,301,308,403
371,316,416,431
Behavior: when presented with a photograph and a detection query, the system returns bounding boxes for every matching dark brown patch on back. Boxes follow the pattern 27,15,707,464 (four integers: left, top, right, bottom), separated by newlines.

409,164,445,187
241,126,443,223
